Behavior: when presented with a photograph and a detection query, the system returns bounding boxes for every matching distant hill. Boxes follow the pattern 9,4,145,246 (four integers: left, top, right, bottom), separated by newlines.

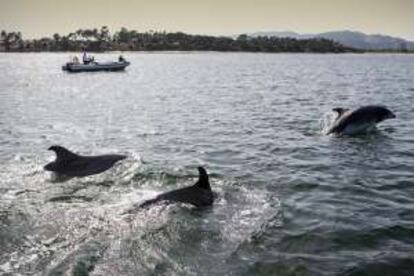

249,30,414,51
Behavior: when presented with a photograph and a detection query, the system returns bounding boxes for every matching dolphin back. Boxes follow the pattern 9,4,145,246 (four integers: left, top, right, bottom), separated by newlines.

138,167,214,209
48,145,79,161
44,145,79,172
44,146,126,177
327,105,395,135
66,154,126,177
139,186,213,208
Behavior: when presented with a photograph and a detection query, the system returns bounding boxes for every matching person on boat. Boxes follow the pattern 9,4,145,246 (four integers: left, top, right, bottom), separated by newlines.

118,55,125,62
72,56,79,64
83,52,92,64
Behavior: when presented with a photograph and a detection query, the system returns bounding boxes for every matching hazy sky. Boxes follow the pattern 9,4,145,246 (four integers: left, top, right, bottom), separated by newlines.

0,0,413,40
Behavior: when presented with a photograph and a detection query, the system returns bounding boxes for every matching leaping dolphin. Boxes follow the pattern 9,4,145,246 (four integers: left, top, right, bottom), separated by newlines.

326,105,396,135
139,167,214,208
44,145,126,181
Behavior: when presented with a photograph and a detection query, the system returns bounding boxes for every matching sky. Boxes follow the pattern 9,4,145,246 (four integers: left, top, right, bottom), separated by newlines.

0,0,413,40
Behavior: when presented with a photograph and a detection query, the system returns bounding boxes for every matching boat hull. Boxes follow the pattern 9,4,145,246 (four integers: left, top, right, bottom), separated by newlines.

62,62,130,72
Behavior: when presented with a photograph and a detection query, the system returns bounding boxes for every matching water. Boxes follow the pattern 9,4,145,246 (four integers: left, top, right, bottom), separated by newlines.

0,52,413,275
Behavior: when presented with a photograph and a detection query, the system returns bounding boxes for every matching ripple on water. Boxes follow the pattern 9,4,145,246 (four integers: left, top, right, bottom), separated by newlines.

1,53,414,275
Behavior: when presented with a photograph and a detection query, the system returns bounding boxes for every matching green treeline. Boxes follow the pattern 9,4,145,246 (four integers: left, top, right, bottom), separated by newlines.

0,26,357,53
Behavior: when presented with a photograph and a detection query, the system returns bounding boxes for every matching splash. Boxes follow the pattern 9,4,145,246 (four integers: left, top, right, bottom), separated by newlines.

319,111,338,135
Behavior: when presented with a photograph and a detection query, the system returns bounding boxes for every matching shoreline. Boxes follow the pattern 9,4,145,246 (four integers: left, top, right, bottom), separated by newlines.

0,50,413,54
3,28,412,54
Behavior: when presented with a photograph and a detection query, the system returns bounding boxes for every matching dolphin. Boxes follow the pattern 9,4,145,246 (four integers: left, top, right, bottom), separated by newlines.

326,105,396,135
138,167,214,209
44,145,126,181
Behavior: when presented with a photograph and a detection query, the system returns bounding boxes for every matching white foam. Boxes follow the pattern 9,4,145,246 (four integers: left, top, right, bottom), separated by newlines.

319,111,338,135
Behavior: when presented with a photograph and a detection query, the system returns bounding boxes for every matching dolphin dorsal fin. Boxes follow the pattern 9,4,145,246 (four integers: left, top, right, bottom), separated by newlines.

332,108,349,118
48,145,78,161
194,167,210,190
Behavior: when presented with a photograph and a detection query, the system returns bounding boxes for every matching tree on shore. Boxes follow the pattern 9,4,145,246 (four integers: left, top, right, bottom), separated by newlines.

0,27,358,53
1,31,24,51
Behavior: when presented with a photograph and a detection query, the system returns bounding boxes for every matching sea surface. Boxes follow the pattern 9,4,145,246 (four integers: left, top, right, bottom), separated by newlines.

0,52,413,276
